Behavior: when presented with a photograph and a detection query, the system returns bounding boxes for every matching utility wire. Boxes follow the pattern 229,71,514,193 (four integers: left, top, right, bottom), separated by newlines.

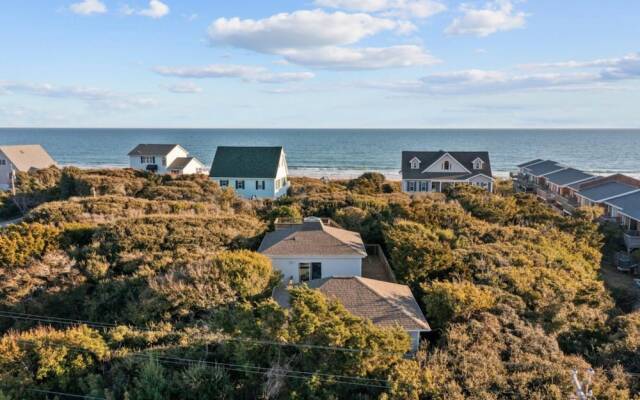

0,386,105,400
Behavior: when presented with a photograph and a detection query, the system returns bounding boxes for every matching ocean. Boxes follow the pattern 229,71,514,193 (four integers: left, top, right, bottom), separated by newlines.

0,128,639,179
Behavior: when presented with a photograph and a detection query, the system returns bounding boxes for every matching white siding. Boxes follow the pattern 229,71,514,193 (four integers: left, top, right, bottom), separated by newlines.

268,256,363,283
408,331,421,353
423,153,469,173
0,150,12,188
129,146,189,175
468,175,494,192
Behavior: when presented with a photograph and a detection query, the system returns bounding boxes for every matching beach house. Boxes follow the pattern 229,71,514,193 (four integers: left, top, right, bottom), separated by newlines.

272,276,431,352
209,146,289,199
128,144,206,175
401,151,494,193
0,145,57,191
604,191,640,251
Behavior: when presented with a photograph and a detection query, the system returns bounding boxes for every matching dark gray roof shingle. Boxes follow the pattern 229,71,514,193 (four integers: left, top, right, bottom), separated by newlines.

401,151,493,180
167,157,196,170
606,191,640,220
544,168,593,186
209,146,283,178
128,144,180,156
273,277,430,331
517,159,544,168
523,160,564,176
579,182,639,202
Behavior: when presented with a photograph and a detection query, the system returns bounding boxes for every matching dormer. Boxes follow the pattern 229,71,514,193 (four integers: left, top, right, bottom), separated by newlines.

472,157,484,170
409,157,421,170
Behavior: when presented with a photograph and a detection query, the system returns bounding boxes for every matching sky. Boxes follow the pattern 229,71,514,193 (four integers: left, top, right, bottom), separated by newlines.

1,0,639,128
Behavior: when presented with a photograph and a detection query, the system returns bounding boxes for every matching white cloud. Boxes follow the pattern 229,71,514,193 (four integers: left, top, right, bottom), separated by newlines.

207,9,438,70
208,9,408,52
281,45,438,70
122,0,169,19
359,53,640,95
0,81,156,110
69,0,107,15
154,64,315,84
165,82,203,94
315,0,446,19
445,0,527,37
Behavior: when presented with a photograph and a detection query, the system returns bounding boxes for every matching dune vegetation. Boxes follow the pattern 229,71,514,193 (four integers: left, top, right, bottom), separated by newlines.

0,168,638,399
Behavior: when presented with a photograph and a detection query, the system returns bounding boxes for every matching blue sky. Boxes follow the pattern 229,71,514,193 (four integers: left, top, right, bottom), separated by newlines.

1,0,639,128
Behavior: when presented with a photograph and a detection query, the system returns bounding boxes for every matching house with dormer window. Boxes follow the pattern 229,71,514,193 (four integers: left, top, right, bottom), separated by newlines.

401,150,494,193
209,146,289,199
128,144,207,176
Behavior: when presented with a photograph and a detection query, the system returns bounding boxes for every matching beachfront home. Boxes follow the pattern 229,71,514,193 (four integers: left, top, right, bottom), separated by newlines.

209,146,289,199
0,145,57,191
519,160,566,186
259,217,368,283
128,144,206,175
401,151,494,193
604,191,640,251
273,277,431,352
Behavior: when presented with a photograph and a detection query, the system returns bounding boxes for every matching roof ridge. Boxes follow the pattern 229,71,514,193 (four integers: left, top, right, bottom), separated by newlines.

354,277,430,330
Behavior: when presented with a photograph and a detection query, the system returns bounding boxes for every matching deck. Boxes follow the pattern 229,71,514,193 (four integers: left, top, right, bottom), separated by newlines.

362,244,396,283
624,231,640,251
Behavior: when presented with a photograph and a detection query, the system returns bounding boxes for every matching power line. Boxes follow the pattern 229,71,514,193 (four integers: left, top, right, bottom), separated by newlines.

0,386,105,400
10,338,390,390
0,310,401,356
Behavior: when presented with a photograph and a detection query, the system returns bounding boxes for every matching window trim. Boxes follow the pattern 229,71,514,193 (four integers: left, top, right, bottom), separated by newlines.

299,263,310,282
442,160,451,171
219,180,229,187
235,180,245,190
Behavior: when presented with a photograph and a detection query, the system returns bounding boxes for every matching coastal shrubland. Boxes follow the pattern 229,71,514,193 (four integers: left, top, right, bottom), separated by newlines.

0,171,638,399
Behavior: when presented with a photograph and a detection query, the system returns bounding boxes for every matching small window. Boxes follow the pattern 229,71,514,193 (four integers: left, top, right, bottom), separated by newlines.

256,180,265,190
0,159,5,166
162,157,167,167
443,161,450,170
140,156,156,164
299,263,310,282
311,262,322,280
409,158,420,170
473,159,484,170
236,180,245,190
219,180,229,187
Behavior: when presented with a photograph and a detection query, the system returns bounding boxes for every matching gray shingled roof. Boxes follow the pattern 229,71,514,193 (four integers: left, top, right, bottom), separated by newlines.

209,146,283,178
568,176,599,190
517,159,544,168
167,157,198,170
606,191,640,220
544,168,593,186
523,160,564,176
0,145,56,171
579,182,639,202
273,277,431,331
259,219,367,257
401,151,493,180
128,144,180,156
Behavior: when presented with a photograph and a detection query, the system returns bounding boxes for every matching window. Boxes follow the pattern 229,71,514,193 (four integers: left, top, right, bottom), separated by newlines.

299,262,322,282
236,180,245,190
409,157,421,170
140,156,155,164
311,262,322,280
419,181,428,192
219,180,229,187
299,263,310,282
256,180,265,190
162,157,167,167
473,158,484,170
0,159,5,166
442,160,450,170
407,181,417,191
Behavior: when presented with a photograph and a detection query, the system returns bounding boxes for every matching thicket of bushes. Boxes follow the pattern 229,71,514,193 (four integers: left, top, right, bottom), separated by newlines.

0,171,638,399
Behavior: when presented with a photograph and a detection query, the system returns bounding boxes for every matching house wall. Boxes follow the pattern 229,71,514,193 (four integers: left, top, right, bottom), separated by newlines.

274,153,290,198
403,176,493,193
268,256,363,283
171,159,206,175
0,150,13,189
212,177,278,199
423,154,469,173
408,331,422,353
468,175,494,192
129,146,188,175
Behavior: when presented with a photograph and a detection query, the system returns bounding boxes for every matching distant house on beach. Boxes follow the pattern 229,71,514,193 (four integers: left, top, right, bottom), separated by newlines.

401,151,494,193
273,276,431,352
127,144,206,175
209,146,289,199
0,145,57,191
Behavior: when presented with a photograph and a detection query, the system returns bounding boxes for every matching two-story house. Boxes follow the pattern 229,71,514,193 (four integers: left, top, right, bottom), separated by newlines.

127,144,206,175
0,145,57,191
401,151,494,193
209,146,289,199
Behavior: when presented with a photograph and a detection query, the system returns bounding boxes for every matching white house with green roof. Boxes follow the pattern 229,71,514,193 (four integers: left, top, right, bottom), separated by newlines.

209,146,289,199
